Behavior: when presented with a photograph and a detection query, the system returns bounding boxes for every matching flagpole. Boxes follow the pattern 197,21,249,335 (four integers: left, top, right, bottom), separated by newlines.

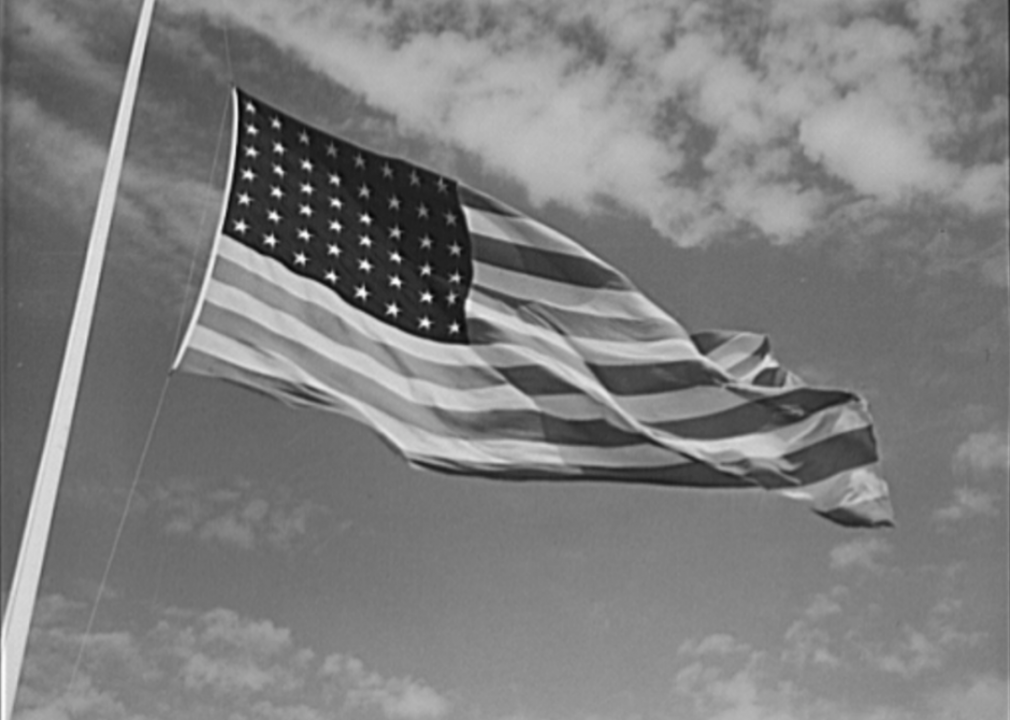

1,0,158,716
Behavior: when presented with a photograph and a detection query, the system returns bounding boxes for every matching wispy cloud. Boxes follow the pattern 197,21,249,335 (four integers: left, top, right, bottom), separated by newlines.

162,0,1006,251
152,476,329,551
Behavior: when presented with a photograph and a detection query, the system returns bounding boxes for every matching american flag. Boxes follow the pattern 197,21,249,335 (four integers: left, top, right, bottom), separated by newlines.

174,88,893,528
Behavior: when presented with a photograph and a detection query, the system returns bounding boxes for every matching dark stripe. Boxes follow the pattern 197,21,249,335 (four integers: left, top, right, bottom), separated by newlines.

414,455,746,488
753,367,788,387
457,185,522,217
472,286,683,342
786,426,878,485
472,231,628,290
649,388,856,439
589,359,726,395
691,331,735,355
415,426,878,489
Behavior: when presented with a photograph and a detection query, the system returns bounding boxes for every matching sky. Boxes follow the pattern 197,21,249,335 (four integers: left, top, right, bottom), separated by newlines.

1,0,1008,718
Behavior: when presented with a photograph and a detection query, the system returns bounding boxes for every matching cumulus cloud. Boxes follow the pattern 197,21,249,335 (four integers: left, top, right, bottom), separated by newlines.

322,654,451,720
155,0,1006,250
13,594,450,720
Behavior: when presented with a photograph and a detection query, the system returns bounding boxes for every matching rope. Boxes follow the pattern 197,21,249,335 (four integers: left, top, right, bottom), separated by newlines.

67,85,232,694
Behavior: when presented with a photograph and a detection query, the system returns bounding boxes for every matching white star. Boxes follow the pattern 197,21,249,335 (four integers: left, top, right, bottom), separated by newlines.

359,212,373,227
270,117,281,130
263,233,279,248
418,316,432,331
329,219,343,233
388,196,401,211
448,271,462,284
300,158,313,172
381,163,394,179
417,203,429,219
358,258,374,273
300,182,314,196
420,290,433,304
388,225,403,241
244,101,256,114
298,130,310,144
272,141,286,155
326,143,338,157
448,321,460,335
327,243,341,257
358,184,371,200
299,204,313,218
270,186,284,199
446,291,458,305
436,177,448,193
328,173,341,187
389,250,403,264
240,168,256,182
297,228,312,242
237,192,252,206
449,242,462,257
445,211,457,226
325,269,338,284
354,154,366,169
384,302,401,318
293,251,308,266
245,124,259,136
419,263,432,277
388,274,403,289
232,219,249,234
272,164,286,178
243,145,259,159
267,209,282,223
329,196,343,210
354,284,370,302
409,170,420,186
419,235,433,250
359,234,373,249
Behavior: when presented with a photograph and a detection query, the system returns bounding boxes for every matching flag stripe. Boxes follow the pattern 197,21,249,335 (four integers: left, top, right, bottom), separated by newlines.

183,326,876,485
194,258,875,467
212,237,868,443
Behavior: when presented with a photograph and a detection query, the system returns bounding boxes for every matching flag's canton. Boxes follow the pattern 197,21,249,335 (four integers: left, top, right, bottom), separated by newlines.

225,90,474,343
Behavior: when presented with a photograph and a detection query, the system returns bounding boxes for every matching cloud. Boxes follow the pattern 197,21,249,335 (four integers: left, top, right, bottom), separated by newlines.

14,594,451,720
160,0,1007,249
953,429,1010,478
829,537,891,572
936,428,1009,523
3,87,221,314
153,476,327,550
928,675,1010,720
321,654,452,720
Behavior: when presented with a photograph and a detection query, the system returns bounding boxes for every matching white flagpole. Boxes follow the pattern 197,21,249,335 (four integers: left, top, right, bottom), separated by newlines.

1,0,158,716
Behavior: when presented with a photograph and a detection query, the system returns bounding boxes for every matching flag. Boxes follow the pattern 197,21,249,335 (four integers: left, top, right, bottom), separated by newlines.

173,88,893,528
